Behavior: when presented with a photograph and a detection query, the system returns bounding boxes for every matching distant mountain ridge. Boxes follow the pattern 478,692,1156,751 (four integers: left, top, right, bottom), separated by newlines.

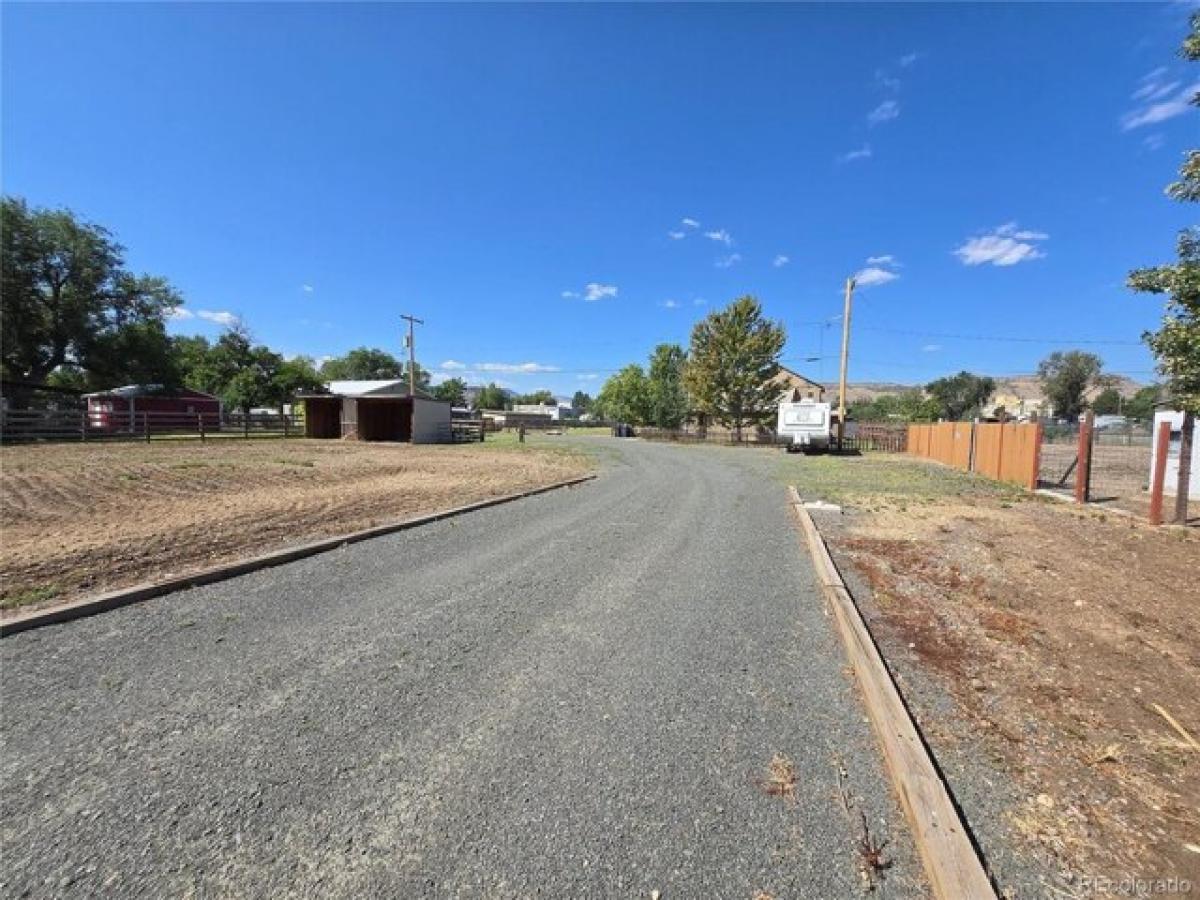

823,374,1145,404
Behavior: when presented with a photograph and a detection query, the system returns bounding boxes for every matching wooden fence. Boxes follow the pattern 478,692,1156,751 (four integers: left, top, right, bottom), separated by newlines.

1,408,305,443
907,421,1043,490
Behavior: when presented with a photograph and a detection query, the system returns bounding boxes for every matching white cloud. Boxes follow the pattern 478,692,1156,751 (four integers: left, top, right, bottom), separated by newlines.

167,307,194,321
854,266,899,288
440,360,467,371
196,310,240,327
583,282,618,302
868,99,900,126
838,144,872,164
667,230,686,240
704,228,733,245
875,69,901,92
921,344,942,353
561,290,579,299
661,299,681,309
853,254,901,288
475,362,561,373
301,284,314,293
1121,80,1200,130
953,222,1048,267
1143,133,1166,151
1132,67,1175,101
899,52,920,68
715,253,742,269
773,254,790,268
681,217,700,229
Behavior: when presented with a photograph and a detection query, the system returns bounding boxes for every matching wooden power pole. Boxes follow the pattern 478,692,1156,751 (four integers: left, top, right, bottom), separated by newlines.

836,277,856,447
400,313,424,397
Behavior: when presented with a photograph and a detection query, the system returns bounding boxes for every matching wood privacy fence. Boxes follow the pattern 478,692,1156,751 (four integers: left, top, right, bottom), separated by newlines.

907,421,1043,490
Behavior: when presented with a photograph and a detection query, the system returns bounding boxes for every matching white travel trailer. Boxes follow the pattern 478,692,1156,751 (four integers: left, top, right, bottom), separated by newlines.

777,398,833,452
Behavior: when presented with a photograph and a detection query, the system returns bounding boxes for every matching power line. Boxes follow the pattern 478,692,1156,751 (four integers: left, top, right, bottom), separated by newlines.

853,324,1143,346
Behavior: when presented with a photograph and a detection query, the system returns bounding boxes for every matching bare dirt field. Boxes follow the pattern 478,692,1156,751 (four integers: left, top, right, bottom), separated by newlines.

786,455,1200,890
0,437,591,613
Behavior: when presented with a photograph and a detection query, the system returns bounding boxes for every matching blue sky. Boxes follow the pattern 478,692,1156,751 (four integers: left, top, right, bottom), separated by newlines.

4,3,1196,396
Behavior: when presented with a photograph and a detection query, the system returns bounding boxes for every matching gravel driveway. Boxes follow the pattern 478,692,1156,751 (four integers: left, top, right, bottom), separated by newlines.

1,437,923,898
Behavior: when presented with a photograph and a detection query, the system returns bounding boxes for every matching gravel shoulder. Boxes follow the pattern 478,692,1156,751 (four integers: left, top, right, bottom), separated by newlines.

0,436,924,899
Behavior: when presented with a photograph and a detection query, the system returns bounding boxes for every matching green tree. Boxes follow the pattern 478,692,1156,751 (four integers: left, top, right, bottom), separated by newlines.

1038,350,1104,420
474,382,509,410
646,343,689,428
183,328,285,414
319,347,403,381
400,361,432,393
1,197,182,404
1128,13,1200,414
571,391,593,414
1124,385,1162,421
513,390,556,406
595,364,650,424
432,377,467,405
1090,387,1123,416
848,389,940,422
924,371,996,421
683,296,786,438
272,356,324,410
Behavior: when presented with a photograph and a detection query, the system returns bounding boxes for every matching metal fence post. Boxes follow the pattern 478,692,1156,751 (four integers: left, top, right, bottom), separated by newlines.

143,412,151,443
81,410,87,442
244,415,250,439
1175,411,1194,525
198,412,206,443
1074,412,1094,504
1149,419,1172,526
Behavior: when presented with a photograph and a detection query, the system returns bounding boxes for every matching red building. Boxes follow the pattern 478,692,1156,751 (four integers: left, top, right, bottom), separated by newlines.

85,385,222,433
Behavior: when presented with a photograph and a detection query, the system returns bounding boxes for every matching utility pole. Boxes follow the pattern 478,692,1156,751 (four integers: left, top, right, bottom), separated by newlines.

836,277,855,447
400,314,424,397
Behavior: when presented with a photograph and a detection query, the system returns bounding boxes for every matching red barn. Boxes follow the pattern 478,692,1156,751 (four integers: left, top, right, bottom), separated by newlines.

85,385,222,433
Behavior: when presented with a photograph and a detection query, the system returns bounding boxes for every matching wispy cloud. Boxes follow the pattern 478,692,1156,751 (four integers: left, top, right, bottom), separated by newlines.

854,254,901,288
704,228,733,245
1143,132,1166,151
899,52,920,68
875,69,901,92
197,310,240,327
563,283,619,302
682,217,700,229
439,360,467,371
1132,67,1177,101
584,282,618,302
838,144,872,164
953,222,1048,267
576,373,600,382
773,254,790,268
301,284,314,294
693,298,707,306
921,344,942,353
167,307,194,321
854,267,899,288
475,362,562,374
715,253,742,269
868,99,900,126
661,298,681,309
1121,77,1200,130
667,230,686,240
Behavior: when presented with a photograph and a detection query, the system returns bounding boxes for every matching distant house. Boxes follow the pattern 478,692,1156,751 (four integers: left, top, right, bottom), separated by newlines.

770,367,826,403
511,402,574,421
985,391,1051,420
301,379,451,443
84,384,221,433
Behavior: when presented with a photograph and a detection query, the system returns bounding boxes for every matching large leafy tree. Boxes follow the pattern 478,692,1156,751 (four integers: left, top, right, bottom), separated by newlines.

1,197,182,404
849,389,941,422
432,376,467,405
1127,14,1200,415
646,343,689,428
512,389,556,406
319,347,403,381
1038,350,1104,420
683,296,786,438
272,356,324,409
925,371,996,421
595,364,650,424
474,382,509,410
179,328,286,414
571,391,593,414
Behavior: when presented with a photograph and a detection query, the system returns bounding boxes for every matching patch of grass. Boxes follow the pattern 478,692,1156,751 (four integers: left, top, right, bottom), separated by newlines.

1,584,61,609
272,457,316,468
774,453,1023,506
